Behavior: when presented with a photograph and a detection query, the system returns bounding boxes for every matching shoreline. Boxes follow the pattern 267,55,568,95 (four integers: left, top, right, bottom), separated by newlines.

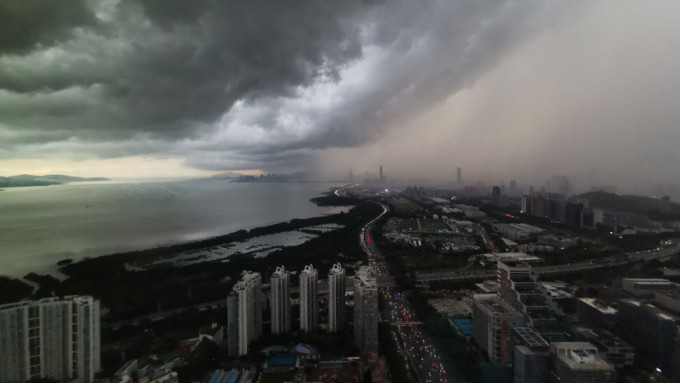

0,193,361,305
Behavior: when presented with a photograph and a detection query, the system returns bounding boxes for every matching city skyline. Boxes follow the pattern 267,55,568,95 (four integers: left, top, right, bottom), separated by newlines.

0,1,679,192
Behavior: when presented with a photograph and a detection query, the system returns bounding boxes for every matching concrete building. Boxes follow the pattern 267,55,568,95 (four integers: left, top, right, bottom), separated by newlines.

270,266,291,334
497,261,563,341
299,265,319,331
551,342,617,383
353,266,379,352
328,263,346,332
577,298,617,329
228,271,263,356
0,296,100,383
511,327,550,383
617,300,679,374
471,294,525,366
621,278,676,297
575,327,634,368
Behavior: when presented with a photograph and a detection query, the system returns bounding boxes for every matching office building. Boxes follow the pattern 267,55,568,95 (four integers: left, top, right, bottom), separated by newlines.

353,266,379,352
497,261,563,341
228,271,262,356
617,300,679,374
576,298,617,329
0,296,101,383
551,342,617,383
328,263,346,332
575,327,634,368
270,266,291,334
472,294,524,365
511,327,550,383
299,265,319,331
621,278,676,297
456,167,462,185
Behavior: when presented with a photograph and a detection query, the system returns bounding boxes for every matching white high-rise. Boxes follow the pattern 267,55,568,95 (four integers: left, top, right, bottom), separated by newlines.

328,263,346,332
227,271,262,356
299,265,318,331
0,296,100,383
353,265,379,352
270,266,291,334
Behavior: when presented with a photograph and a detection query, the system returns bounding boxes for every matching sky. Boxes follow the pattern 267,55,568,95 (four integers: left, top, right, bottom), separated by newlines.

1,0,679,191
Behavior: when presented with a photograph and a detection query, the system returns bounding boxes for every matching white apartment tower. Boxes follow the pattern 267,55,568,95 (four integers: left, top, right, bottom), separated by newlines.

353,265,379,352
299,265,319,331
328,263,346,332
0,296,101,383
227,271,262,356
270,266,291,334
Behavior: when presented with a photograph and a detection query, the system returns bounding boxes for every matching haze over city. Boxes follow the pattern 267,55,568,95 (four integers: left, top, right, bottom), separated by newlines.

1,0,679,193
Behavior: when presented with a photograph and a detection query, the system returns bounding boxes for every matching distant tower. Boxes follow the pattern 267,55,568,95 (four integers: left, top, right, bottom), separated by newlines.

349,168,354,183
328,263,346,332
228,271,262,356
354,265,379,352
457,167,463,185
492,186,502,206
299,265,319,331
379,165,384,180
270,266,291,334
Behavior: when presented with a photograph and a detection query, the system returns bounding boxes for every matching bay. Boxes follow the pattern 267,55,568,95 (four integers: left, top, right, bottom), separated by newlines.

0,179,345,277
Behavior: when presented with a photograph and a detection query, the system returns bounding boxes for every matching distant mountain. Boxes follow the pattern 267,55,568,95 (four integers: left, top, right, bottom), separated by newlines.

576,191,680,216
0,174,109,188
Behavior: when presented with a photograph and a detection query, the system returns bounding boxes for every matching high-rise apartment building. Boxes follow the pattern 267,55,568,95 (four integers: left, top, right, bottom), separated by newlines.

0,296,101,383
270,266,291,334
328,263,346,332
227,271,262,356
299,265,318,331
353,266,379,352
471,294,525,366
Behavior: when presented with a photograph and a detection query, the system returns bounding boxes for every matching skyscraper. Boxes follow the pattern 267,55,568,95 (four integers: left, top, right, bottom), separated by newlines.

270,266,291,334
299,265,319,332
0,296,101,383
457,167,462,185
353,265,379,352
379,165,384,181
328,263,346,332
228,271,262,356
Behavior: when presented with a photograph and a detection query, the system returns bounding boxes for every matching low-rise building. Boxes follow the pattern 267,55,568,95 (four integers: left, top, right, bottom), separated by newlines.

622,278,676,297
577,298,617,329
551,342,617,383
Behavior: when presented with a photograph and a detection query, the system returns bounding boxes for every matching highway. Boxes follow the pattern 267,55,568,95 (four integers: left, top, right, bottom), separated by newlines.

359,201,454,382
414,242,680,282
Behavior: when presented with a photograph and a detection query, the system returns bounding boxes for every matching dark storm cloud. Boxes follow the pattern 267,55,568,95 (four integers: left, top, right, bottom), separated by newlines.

0,0,598,172
0,0,96,54
0,0,367,137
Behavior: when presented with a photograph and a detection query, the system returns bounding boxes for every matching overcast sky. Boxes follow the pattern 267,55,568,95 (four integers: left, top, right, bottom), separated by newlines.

1,0,679,191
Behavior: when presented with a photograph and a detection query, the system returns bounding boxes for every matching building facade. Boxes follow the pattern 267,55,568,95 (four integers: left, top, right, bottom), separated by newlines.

299,265,319,331
270,266,291,334
353,266,378,352
552,342,617,383
471,294,525,366
328,263,346,332
511,327,550,383
0,296,100,383
497,261,563,341
228,271,263,356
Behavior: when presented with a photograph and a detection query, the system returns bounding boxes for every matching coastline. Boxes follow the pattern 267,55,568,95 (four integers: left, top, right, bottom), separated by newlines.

0,193,371,316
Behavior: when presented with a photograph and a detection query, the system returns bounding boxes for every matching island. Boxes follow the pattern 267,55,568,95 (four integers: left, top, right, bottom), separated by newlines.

0,174,109,188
